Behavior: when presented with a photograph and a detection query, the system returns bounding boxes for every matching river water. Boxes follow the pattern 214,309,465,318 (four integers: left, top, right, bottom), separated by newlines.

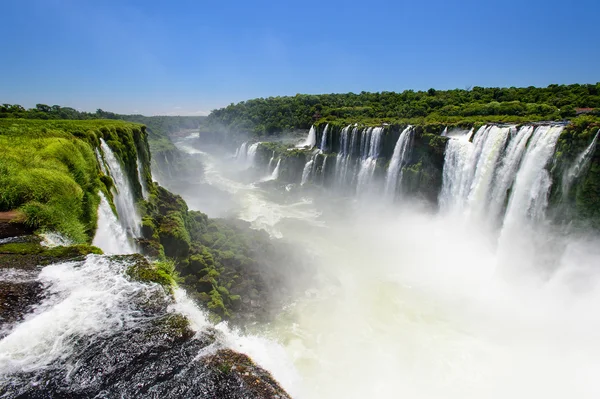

171,134,600,399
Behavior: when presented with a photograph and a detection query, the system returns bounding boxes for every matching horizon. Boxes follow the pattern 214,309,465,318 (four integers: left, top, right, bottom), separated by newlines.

2,0,599,116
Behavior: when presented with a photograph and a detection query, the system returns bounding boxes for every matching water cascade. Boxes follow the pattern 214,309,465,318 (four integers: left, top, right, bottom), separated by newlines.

562,129,600,198
440,124,565,226
270,159,282,180
356,127,384,194
301,158,314,186
267,151,276,173
99,139,141,237
383,126,413,200
320,124,330,151
235,142,260,168
136,158,149,200
297,125,317,148
92,192,135,255
334,125,354,188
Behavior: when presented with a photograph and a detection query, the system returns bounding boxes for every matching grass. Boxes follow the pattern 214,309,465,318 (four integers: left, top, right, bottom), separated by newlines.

0,119,149,243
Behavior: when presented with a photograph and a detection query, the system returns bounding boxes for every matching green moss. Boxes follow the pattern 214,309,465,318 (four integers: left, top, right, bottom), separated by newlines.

0,241,102,257
126,256,177,294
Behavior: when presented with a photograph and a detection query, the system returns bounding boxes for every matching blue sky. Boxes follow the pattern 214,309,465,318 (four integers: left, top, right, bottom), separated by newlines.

1,0,599,116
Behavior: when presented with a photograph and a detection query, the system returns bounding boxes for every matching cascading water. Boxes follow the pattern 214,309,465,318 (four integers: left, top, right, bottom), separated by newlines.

247,143,259,166
439,125,511,217
562,129,599,198
99,139,141,237
270,159,282,180
384,126,413,200
501,125,565,227
236,142,248,164
334,125,354,188
301,158,314,186
95,148,109,175
320,124,329,151
487,125,535,220
235,142,260,168
356,127,383,194
267,151,275,173
92,192,135,255
136,158,149,200
297,126,317,148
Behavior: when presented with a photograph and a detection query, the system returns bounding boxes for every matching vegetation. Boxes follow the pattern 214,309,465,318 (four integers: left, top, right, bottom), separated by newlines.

0,119,148,242
140,184,304,324
206,83,600,135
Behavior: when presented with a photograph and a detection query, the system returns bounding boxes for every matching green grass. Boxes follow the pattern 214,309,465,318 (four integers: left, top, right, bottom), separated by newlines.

0,119,149,243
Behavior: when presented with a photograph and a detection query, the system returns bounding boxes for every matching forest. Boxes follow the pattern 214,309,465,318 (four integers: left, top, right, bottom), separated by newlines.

205,83,600,135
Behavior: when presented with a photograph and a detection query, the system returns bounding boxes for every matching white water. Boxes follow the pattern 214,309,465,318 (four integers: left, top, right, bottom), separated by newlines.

0,255,151,375
562,129,600,197
271,158,281,180
165,134,600,399
320,124,329,151
92,192,135,255
99,139,141,237
301,159,314,186
384,126,413,199
356,127,383,194
297,125,317,148
136,158,149,200
40,232,72,248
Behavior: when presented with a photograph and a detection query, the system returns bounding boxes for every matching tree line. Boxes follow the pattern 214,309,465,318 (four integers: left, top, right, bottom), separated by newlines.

206,83,600,135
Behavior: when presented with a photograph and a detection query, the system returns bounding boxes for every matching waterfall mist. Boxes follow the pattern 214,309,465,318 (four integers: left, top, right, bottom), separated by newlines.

141,126,600,398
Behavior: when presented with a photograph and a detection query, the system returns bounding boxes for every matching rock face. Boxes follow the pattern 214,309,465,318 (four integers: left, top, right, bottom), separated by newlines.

0,247,292,399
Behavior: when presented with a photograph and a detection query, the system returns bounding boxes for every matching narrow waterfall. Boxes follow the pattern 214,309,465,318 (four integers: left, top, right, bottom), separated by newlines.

271,159,281,180
95,148,109,175
99,139,141,237
334,125,354,188
562,129,599,198
247,143,259,167
384,126,413,199
301,158,314,186
356,127,383,194
236,142,248,164
92,192,135,255
487,126,535,220
320,156,328,184
136,158,149,200
267,151,275,173
297,125,317,148
320,124,330,151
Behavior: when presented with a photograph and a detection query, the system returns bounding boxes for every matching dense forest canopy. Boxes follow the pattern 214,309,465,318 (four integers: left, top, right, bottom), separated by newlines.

205,83,600,135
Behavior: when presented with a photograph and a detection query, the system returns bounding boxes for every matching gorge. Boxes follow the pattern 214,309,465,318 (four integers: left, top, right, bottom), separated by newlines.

1,92,600,398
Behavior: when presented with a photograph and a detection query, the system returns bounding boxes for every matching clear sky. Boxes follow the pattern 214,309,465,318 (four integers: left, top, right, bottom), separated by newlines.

1,0,599,116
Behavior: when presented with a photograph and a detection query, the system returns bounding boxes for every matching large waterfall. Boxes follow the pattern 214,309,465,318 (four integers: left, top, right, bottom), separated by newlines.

99,139,141,237
320,124,330,151
236,142,260,168
439,124,565,225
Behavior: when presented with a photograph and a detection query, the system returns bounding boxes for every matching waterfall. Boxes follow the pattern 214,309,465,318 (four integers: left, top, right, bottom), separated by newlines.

501,125,564,227
356,127,383,194
301,159,314,186
297,126,317,148
439,126,511,216
236,142,259,168
267,151,275,173
236,142,248,164
247,143,259,167
92,192,135,255
136,158,149,200
384,126,413,199
321,156,328,184
562,129,599,198
487,126,535,220
99,139,141,237
95,148,109,175
271,159,281,180
334,125,353,188
320,124,330,151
